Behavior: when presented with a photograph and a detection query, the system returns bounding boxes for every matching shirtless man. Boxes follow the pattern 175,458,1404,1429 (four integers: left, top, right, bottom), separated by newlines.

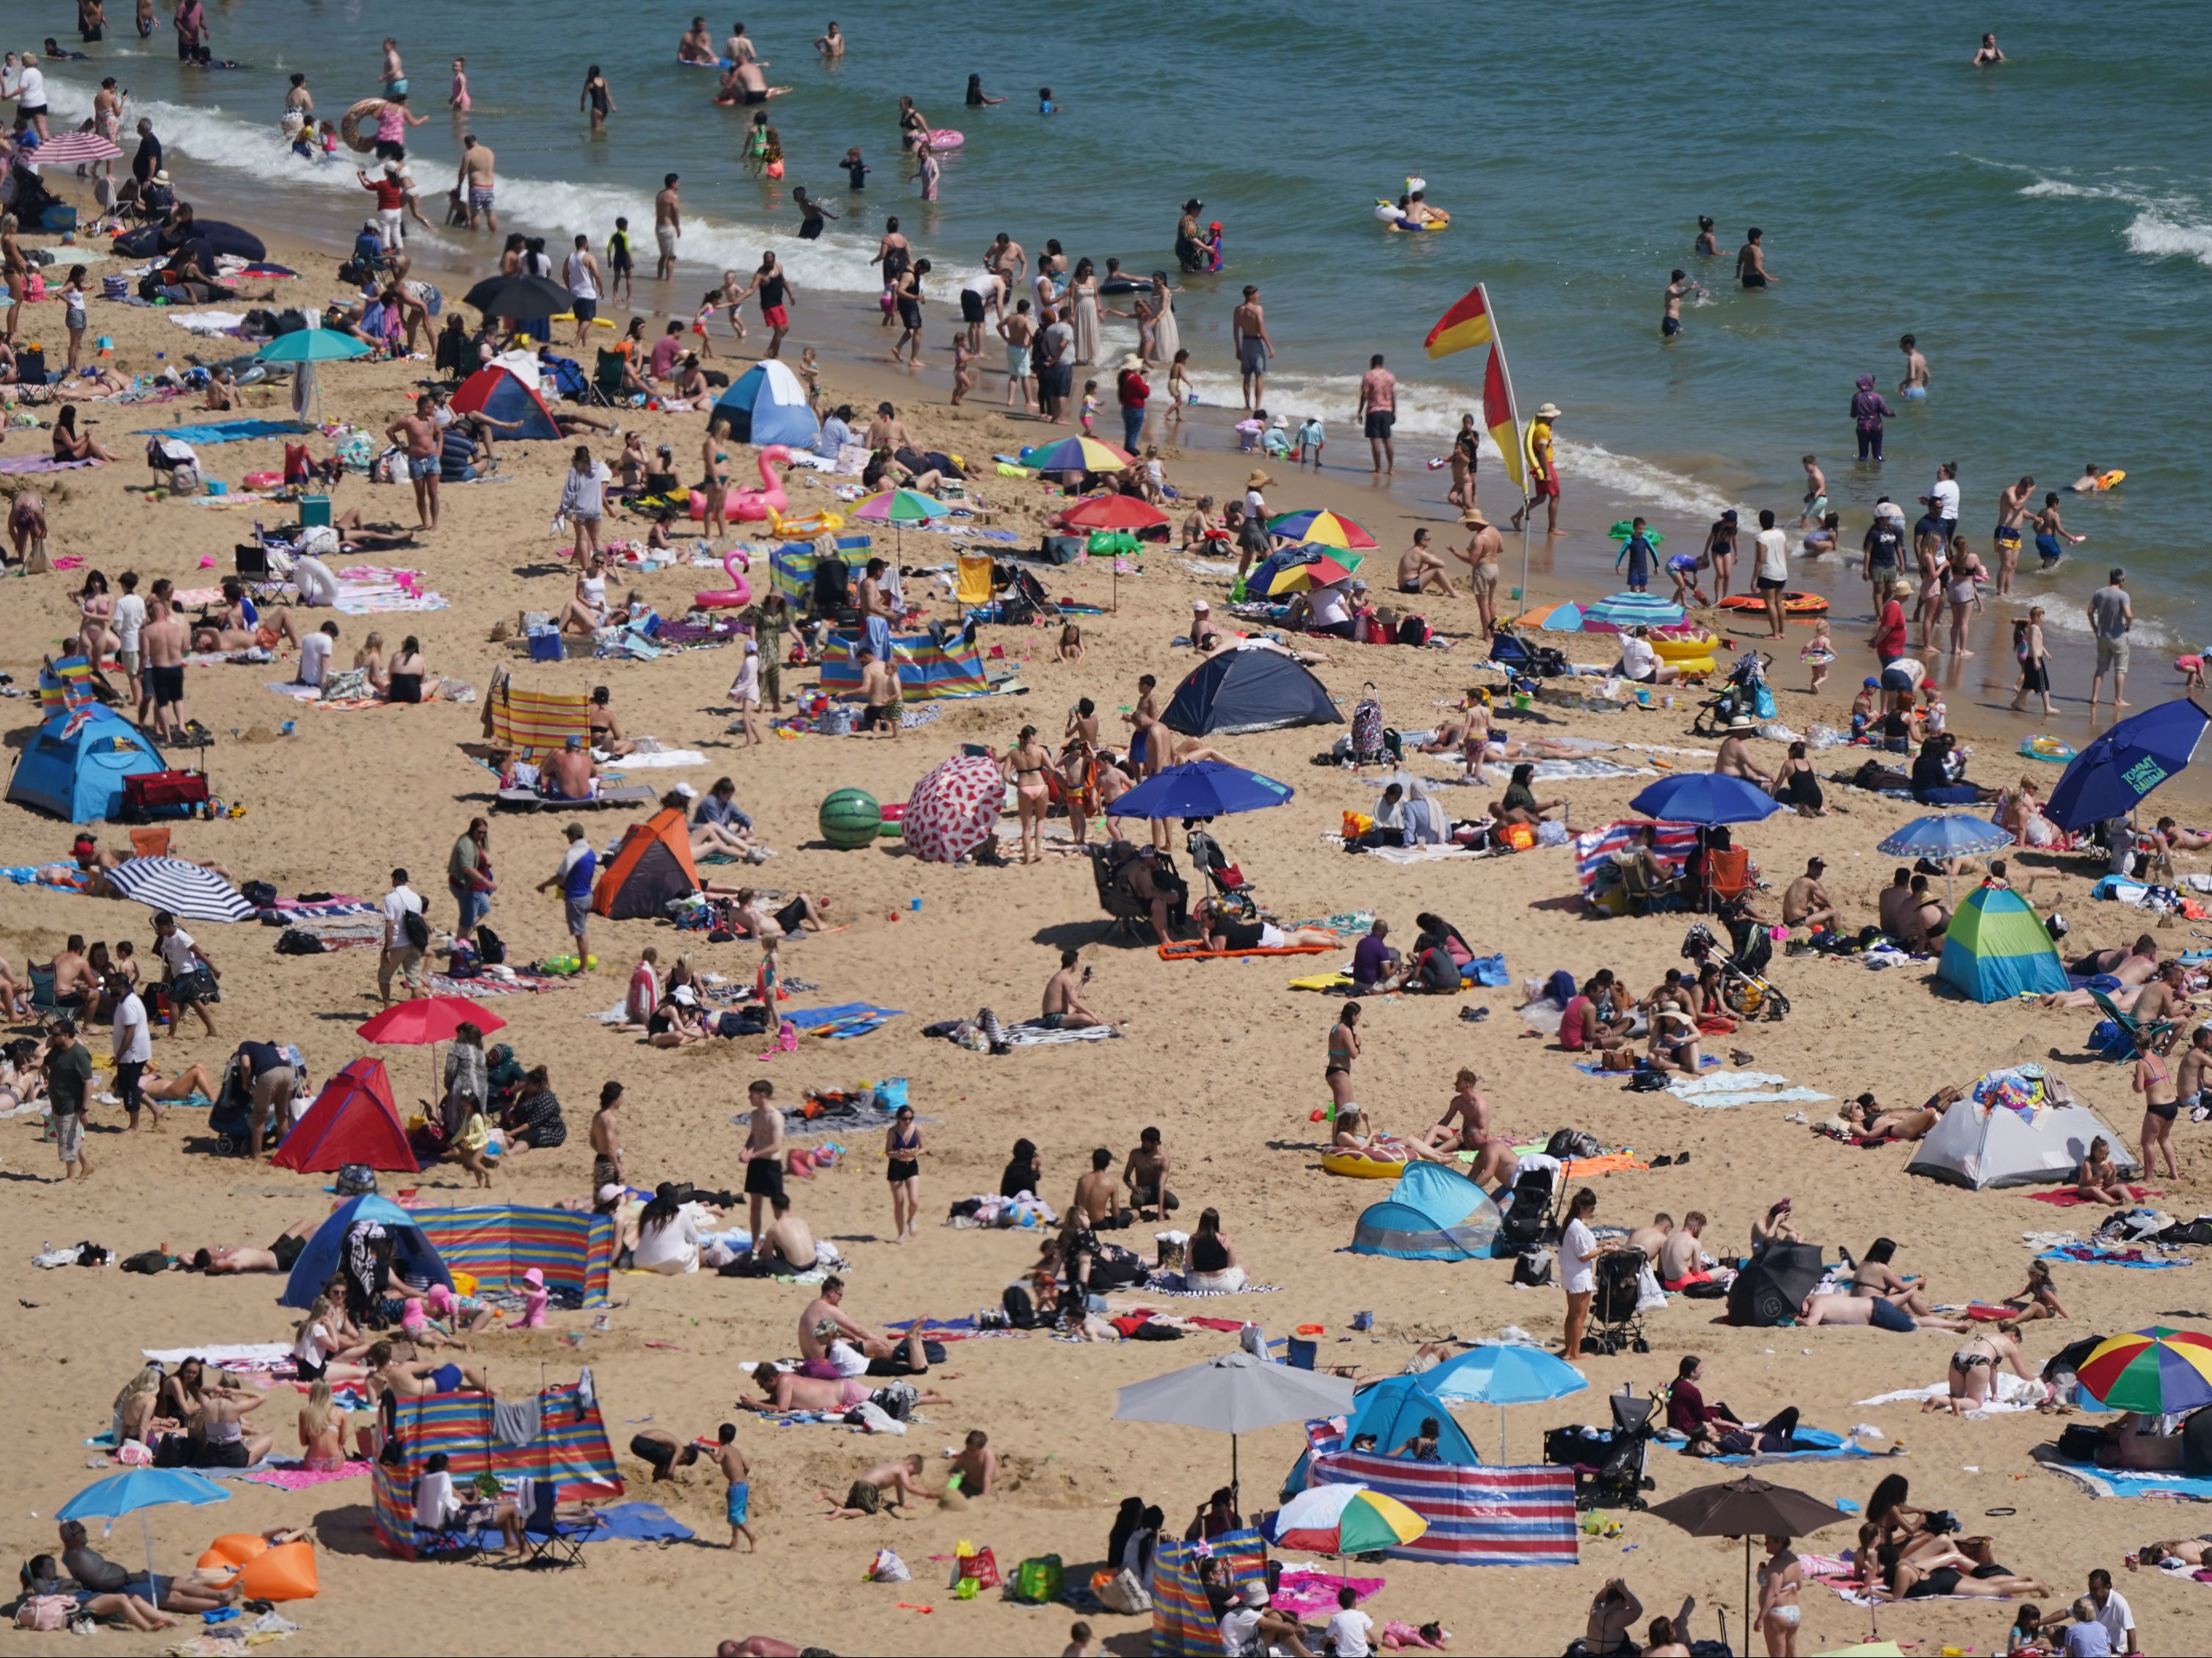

1796,1293,1965,1333
457,133,496,232
2175,1024,2212,1114
543,736,597,801
816,1454,936,1518
142,598,189,743
1423,1066,1512,1176
1459,509,1504,637
1123,1126,1176,1220
1072,1148,1128,1229
365,1341,495,1397
982,231,1027,284
999,298,1036,411
653,173,682,283
754,1191,815,1273
51,935,96,1008
738,1078,785,1242
813,21,845,57
1898,333,1930,397
1782,857,1839,933
1396,529,1454,598
1993,475,2035,597
385,394,440,530
1041,950,1108,1029
1658,1212,1727,1290
738,1364,860,1414
1626,1214,1674,1262
678,17,716,62
192,1219,313,1275
2126,961,2192,1035
1714,719,1772,786
1661,269,1691,339
797,1278,915,1374
2138,1538,2212,1570
1230,285,1271,413
856,650,899,737
1734,228,1774,289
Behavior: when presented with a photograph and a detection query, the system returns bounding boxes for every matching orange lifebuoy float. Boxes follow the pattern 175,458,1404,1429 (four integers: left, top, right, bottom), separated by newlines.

1716,590,1827,616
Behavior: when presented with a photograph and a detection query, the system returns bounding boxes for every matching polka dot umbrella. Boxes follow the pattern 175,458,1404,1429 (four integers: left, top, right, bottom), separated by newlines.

902,753,1006,864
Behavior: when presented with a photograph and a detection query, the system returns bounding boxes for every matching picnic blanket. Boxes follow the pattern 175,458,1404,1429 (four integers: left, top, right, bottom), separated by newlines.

1666,1070,1832,1109
0,455,100,474
1158,940,1341,961
446,1500,693,1549
1272,1568,1384,1622
2031,1452,2212,1502
332,568,448,615
603,748,709,770
237,1460,372,1490
781,1002,903,1039
133,417,310,443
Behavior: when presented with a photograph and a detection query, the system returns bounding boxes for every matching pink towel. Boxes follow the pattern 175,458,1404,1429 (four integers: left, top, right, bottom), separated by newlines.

237,1460,371,1489
2026,1186,2160,1206
1272,1568,1383,1621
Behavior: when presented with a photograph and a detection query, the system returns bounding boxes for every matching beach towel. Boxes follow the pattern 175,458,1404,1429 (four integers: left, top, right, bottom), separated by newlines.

0,455,100,474
1857,1372,2052,1416
781,1002,903,1038
142,1343,294,1369
2027,1186,2161,1206
237,1460,372,1489
1142,1274,1280,1297
1158,940,1341,960
1272,1569,1385,1621
1665,1069,1832,1109
2031,1453,2212,1502
133,417,310,443
424,971,567,998
1365,842,1483,865
1288,971,1357,992
1575,1054,1721,1076
1474,758,1658,783
2037,1245,2190,1270
602,748,709,770
990,1021,1123,1046
1657,1425,1876,1466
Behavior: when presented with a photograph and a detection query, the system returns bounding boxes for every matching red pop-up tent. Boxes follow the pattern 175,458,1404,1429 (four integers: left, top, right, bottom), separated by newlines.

270,1057,416,1173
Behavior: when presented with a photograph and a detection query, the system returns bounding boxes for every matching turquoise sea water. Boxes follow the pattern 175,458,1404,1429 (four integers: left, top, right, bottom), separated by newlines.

41,0,2212,648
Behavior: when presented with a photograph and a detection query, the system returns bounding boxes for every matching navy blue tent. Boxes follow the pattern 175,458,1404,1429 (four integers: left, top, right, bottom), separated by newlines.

280,1194,452,1310
1161,646,1341,736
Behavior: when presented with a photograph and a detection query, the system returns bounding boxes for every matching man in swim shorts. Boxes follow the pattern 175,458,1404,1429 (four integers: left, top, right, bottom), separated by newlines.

1662,269,1691,337
1357,352,1397,475
1898,333,1929,397
1396,529,1453,596
1231,285,1271,413
457,133,496,232
1992,474,2034,597
654,173,682,281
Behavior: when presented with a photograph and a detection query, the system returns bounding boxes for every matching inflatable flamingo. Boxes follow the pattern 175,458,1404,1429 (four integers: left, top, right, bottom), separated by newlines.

689,444,794,522
695,547,753,609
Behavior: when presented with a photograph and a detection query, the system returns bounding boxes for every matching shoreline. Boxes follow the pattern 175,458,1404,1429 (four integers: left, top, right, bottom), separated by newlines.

28,159,2212,816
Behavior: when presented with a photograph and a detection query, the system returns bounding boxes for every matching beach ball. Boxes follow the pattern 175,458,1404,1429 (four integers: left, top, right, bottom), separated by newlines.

819,788,884,850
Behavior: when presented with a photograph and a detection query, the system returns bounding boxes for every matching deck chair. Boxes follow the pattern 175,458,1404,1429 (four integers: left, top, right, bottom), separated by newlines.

409,1471,482,1563
2089,987,2176,1062
26,962,62,1028
516,1480,594,1569
128,826,173,861
590,350,629,408
1618,850,1683,916
956,555,996,612
1702,846,1754,912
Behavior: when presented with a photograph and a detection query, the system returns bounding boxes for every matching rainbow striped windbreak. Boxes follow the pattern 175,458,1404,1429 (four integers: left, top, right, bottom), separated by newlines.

370,1380,622,1558
410,1205,613,1306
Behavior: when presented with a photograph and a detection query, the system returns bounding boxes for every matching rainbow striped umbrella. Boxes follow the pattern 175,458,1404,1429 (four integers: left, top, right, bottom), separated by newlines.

1263,1483,1426,1557
1266,509,1377,549
2075,1327,2212,1414
850,488,951,524
1018,435,1134,473
1265,552,1357,595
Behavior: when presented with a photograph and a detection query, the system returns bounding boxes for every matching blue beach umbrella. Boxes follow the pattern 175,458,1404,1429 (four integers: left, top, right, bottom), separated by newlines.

1628,772,1784,826
1876,815,2015,860
1426,1343,1588,1460
57,1468,229,1588
253,328,372,363
2045,698,2211,832
1107,759,1294,822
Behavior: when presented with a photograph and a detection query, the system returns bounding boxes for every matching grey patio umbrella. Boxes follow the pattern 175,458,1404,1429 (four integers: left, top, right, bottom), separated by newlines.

1112,1350,1355,1497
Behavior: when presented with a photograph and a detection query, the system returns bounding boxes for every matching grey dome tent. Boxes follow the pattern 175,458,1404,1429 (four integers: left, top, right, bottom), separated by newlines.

1162,644,1342,736
1907,1068,2137,1190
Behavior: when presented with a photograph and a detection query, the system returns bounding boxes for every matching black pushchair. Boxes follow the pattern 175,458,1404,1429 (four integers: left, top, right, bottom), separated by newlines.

1683,900,1791,1021
1486,624,1567,679
206,1054,254,1156
1545,1386,1660,1512
1184,827,1258,919
1589,1250,1652,1355
1497,1161,1561,1253
1690,649,1771,736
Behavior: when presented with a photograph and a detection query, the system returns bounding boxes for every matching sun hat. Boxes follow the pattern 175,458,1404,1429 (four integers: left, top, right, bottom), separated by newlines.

1727,714,1756,731
1461,507,1490,526
597,1183,623,1204
1192,599,1210,612
1240,1582,1269,1607
1246,470,1272,488
670,984,697,1005
523,1267,545,1288
1119,353,1143,372
1534,402,1562,419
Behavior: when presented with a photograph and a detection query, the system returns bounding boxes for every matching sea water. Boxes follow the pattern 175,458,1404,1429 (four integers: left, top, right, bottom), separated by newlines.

43,0,2212,644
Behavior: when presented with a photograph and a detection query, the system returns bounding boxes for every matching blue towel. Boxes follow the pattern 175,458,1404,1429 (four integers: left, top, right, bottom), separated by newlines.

2045,1463,2212,1501
2037,1247,2188,1270
781,1002,904,1037
132,418,312,444
458,1499,692,1549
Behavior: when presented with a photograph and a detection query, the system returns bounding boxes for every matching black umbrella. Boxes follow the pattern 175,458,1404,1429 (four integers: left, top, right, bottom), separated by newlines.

1646,1475,1850,1643
461,272,573,319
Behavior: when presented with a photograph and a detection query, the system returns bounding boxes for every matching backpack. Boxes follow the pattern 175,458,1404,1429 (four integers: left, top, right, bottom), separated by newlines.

1545,1128,1602,1162
1396,614,1431,646
473,924,505,966
1512,1248,1554,1288
1001,1284,1038,1329
402,906,431,949
275,928,327,956
241,879,279,907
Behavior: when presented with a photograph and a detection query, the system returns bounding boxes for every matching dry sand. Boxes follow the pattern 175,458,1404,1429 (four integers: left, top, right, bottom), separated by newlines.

1,198,2208,1658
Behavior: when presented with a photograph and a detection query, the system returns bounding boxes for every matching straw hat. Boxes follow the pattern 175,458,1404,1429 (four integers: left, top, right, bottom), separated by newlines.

1534,402,1562,420
1246,470,1272,489
1461,507,1490,526
1726,714,1756,731
1118,353,1143,372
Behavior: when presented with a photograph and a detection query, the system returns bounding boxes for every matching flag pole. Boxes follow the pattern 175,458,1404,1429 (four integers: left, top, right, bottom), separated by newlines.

1474,284,1533,621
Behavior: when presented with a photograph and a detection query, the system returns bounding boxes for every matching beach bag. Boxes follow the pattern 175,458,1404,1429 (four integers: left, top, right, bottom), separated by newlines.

1097,1567,1152,1615
474,924,506,966
1011,1554,1063,1604
1546,1128,1602,1162
867,1548,910,1583
1512,1248,1555,1288
14,1596,73,1632
1000,1284,1038,1328
951,1545,1001,1590
2055,1422,2103,1463
401,907,431,949
1396,614,1431,646
275,929,325,956
1351,689,1386,764
169,463,203,496
335,1164,377,1196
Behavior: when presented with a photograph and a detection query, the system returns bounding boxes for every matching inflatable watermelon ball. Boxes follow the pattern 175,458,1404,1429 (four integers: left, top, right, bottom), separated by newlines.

819,788,883,849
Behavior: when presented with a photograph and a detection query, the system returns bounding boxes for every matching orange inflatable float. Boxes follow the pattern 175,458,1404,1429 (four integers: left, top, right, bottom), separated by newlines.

1716,590,1827,616
197,1535,319,1601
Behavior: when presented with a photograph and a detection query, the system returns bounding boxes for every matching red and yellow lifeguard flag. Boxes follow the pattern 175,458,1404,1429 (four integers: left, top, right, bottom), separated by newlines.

1425,282,1526,494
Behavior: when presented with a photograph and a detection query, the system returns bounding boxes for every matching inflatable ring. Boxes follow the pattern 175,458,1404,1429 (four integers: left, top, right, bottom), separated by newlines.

924,128,964,150
1373,200,1449,232
338,99,384,156
1322,1150,1410,1179
1716,590,1827,615
769,508,845,540
1650,630,1717,662
2020,734,2075,762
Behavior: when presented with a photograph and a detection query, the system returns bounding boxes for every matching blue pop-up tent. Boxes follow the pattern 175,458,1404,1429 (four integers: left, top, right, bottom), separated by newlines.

1352,1162,1504,1261
280,1194,452,1309
1283,1372,1482,1495
1161,645,1341,736
711,357,819,448
5,705,170,822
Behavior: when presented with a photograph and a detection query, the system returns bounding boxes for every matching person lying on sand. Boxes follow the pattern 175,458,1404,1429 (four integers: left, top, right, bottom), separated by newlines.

1797,1292,1967,1333
1330,1103,1450,1164
189,1217,315,1274
365,1339,495,1397
1192,898,1337,958
1846,1090,1951,1142
736,1362,952,1415
815,1453,940,1518
2137,1538,2212,1568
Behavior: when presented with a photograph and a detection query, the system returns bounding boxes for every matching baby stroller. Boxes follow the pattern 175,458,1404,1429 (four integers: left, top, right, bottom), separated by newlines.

1496,1160,1561,1253
1486,623,1567,679
207,1056,255,1156
1682,899,1791,1021
1588,1250,1653,1355
1184,825,1258,919
1690,650,1770,736
1545,1386,1660,1512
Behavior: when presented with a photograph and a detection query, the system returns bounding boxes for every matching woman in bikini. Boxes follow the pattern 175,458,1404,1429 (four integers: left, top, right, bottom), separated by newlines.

2001,1258,2069,1322
1756,1535,1803,1657
1059,737,1098,847
297,1379,351,1471
2136,1040,2181,1180
1331,1103,1448,1164
1926,1322,2034,1416
2075,1135,2133,1203
51,404,117,463
1326,1002,1361,1115
1004,724,1052,865
884,1104,924,1244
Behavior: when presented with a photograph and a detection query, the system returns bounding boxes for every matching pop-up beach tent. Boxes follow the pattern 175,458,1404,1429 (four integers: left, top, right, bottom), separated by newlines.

1161,644,1341,736
711,358,819,448
1937,884,2067,1002
1351,1163,1504,1261
592,808,700,919
5,704,170,823
1908,1067,2138,1190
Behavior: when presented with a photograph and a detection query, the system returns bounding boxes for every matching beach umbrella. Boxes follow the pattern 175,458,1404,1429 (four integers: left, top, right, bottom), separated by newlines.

1113,1350,1355,1496
1263,1483,1427,1560
1018,434,1133,474
1265,553,1357,597
1582,591,1686,633
1424,1343,1588,1460
1648,1475,1850,1642
852,487,951,565
1108,760,1294,822
31,131,124,167
100,858,257,924
901,753,1006,864
461,272,574,319
1266,509,1377,550
1876,814,2015,908
255,327,373,363
1056,493,1168,532
57,1468,228,1590
2074,1327,2212,1415
2045,697,2210,831
1628,773,1784,826
359,996,507,1097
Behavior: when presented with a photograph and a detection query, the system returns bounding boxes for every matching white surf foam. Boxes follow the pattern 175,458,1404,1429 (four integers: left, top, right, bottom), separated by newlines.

2124,210,2212,269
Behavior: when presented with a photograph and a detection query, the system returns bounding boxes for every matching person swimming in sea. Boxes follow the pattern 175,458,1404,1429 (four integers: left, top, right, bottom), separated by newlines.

1694,215,1719,256
1899,333,1929,399
1972,32,2005,65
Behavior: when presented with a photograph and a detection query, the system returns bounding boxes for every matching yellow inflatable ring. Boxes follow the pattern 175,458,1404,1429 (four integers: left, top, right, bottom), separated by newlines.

2097,469,2125,490
1322,1150,1410,1179
768,508,846,540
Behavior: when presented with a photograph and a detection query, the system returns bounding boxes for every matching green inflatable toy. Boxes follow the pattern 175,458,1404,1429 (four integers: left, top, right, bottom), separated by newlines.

819,787,883,850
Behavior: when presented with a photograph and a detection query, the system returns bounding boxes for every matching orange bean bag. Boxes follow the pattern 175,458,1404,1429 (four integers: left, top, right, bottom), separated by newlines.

197,1533,266,1571
197,1535,319,1601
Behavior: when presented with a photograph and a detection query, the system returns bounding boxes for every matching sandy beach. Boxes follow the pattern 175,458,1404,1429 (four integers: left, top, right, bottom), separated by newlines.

4,119,2212,1658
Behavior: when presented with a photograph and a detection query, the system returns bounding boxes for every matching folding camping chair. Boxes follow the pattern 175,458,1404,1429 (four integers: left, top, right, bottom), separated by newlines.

407,1471,482,1564
590,350,628,408
956,554,996,615
2089,987,2177,1062
26,962,63,1029
515,1480,595,1570
1701,845,1755,912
